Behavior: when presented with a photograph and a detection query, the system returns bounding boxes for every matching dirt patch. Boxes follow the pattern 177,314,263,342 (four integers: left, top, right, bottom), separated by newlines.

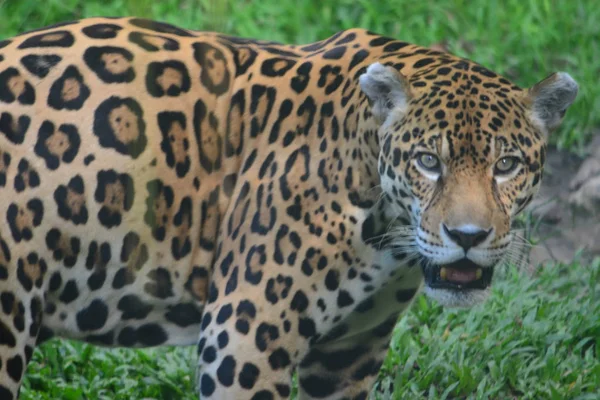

526,133,600,267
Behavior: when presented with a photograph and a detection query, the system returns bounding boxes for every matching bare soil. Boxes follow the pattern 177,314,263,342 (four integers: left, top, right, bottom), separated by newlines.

527,134,600,267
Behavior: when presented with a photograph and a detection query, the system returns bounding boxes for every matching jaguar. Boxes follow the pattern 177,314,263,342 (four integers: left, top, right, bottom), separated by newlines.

0,17,577,399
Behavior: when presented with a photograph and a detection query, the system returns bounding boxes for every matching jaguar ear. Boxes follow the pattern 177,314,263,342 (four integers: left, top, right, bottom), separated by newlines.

527,72,578,134
359,62,412,124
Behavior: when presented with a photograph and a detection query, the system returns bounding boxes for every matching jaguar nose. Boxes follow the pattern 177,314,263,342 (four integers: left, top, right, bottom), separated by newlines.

443,224,492,251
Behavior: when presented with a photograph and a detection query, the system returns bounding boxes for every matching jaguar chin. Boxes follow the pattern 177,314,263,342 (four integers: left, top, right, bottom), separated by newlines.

421,258,496,308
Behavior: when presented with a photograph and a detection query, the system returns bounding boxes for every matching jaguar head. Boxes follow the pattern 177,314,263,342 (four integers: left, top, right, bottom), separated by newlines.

360,62,578,307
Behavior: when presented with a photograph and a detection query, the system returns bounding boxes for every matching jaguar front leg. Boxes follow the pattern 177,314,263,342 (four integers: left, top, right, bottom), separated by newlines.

195,296,306,399
296,316,398,400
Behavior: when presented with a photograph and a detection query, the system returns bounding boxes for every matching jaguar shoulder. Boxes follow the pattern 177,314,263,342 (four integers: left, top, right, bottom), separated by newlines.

0,17,577,399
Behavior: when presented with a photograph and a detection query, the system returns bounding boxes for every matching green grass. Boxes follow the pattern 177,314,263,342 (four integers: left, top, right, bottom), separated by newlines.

1,0,598,398
377,260,600,399
0,0,597,150
19,260,600,399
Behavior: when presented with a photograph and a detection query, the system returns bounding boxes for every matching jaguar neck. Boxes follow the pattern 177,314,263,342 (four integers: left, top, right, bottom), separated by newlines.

326,73,383,211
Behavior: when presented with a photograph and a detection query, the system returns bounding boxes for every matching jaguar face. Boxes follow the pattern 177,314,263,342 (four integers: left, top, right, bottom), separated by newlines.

360,62,578,307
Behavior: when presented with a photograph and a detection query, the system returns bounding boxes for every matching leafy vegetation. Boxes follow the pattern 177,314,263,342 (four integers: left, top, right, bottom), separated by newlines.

0,0,598,398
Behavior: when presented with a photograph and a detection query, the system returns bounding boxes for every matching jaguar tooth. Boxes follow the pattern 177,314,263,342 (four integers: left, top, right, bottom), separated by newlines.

440,267,447,280
475,268,482,280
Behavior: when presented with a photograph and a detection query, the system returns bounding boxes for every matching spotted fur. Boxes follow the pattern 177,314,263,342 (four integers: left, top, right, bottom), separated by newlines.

0,17,577,399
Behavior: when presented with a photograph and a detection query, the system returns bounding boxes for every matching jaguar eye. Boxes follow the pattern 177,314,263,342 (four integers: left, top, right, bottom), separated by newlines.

416,152,441,172
494,156,520,175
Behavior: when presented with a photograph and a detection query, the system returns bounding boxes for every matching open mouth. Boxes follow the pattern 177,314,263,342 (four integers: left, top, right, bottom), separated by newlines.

422,258,494,290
